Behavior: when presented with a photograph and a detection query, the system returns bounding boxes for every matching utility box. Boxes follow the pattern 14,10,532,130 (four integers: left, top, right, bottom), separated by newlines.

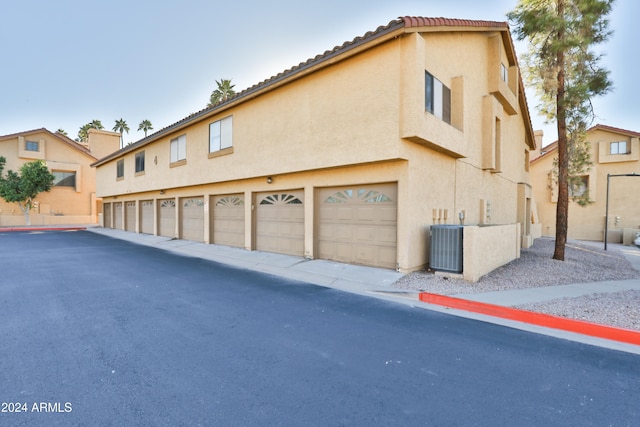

430,225,463,273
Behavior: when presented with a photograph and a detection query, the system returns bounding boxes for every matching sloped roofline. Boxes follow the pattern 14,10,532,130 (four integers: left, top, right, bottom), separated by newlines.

93,16,535,166
530,123,640,164
0,128,97,160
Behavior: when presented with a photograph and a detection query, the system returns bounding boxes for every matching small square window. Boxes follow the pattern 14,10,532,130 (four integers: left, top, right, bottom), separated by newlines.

116,159,124,178
135,151,145,173
26,140,39,151
569,175,589,197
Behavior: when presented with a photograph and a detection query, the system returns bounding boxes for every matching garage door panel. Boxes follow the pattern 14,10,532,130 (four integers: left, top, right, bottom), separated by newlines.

113,202,123,230
125,202,136,231
104,203,111,228
318,184,397,269
140,200,154,234
158,199,176,238
256,191,304,257
212,195,245,248
181,197,204,242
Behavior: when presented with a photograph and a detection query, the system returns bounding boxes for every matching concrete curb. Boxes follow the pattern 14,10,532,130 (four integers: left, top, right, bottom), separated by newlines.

419,292,640,346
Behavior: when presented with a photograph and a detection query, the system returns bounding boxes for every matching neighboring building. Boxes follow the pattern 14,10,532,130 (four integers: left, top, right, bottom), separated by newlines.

0,128,120,226
530,124,640,243
93,17,537,276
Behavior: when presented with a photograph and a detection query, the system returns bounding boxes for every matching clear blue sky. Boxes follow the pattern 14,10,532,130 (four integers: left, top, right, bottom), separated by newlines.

1,0,636,147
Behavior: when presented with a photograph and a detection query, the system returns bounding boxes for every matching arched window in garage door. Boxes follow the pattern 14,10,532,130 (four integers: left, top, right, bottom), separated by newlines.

318,184,397,269
259,193,303,205
255,191,304,256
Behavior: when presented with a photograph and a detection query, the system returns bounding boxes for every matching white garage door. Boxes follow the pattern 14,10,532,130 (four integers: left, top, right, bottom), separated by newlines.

318,183,397,269
211,194,245,248
140,200,154,235
180,197,205,242
113,202,123,230
256,191,304,256
125,201,136,232
158,199,176,238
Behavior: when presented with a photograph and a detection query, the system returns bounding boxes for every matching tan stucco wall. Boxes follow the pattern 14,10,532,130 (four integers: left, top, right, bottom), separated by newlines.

0,130,118,225
96,26,535,275
531,128,640,242
463,223,521,282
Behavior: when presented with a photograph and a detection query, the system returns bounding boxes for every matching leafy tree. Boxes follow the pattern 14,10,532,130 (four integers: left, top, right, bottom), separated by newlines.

508,0,613,260
77,119,105,142
0,157,55,226
113,118,130,149
138,119,153,137
208,79,236,107
56,129,68,136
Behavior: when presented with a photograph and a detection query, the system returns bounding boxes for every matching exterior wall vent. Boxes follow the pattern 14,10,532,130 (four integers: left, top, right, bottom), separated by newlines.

430,225,463,273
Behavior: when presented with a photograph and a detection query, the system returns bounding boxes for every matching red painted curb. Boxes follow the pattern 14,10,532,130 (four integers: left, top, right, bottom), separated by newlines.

0,227,86,232
419,292,640,346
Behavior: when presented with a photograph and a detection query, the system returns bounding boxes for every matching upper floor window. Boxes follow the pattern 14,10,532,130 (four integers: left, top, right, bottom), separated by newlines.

500,63,508,83
25,140,39,151
170,135,187,163
209,116,233,153
569,175,589,197
53,171,75,188
116,159,124,179
610,141,628,155
425,71,451,124
135,151,145,173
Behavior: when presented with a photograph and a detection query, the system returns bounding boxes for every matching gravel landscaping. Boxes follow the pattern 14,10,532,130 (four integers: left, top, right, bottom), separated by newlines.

393,237,640,331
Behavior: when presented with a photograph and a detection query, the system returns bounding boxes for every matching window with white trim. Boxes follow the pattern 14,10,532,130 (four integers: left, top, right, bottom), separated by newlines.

610,141,628,155
425,71,451,124
170,135,186,163
209,116,233,153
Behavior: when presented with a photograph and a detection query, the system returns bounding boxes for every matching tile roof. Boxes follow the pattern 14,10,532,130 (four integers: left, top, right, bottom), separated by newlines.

0,128,95,158
530,123,640,164
93,16,528,165
401,16,508,29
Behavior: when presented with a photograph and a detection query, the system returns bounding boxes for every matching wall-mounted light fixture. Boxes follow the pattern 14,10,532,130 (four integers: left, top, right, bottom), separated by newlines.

266,177,273,184
159,190,165,195
154,156,158,165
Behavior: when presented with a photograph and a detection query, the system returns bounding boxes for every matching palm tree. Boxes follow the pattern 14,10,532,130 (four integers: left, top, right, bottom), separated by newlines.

56,129,68,136
138,119,153,137
113,118,130,149
89,119,104,130
208,79,236,107
77,120,105,141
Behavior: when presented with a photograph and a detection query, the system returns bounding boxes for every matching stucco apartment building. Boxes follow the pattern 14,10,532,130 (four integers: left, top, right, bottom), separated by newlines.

531,124,640,244
94,17,537,277
0,128,120,226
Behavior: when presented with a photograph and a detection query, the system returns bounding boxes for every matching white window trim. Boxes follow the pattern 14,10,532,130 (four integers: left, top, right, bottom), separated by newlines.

170,135,187,163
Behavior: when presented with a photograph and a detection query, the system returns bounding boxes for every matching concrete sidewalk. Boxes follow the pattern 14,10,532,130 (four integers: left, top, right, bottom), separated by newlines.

84,227,405,295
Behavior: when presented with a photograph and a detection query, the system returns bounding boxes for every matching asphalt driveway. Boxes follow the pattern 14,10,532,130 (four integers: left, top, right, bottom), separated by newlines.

1,230,639,426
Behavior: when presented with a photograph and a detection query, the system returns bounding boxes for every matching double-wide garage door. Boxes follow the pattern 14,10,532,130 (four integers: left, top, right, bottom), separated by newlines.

318,183,397,269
